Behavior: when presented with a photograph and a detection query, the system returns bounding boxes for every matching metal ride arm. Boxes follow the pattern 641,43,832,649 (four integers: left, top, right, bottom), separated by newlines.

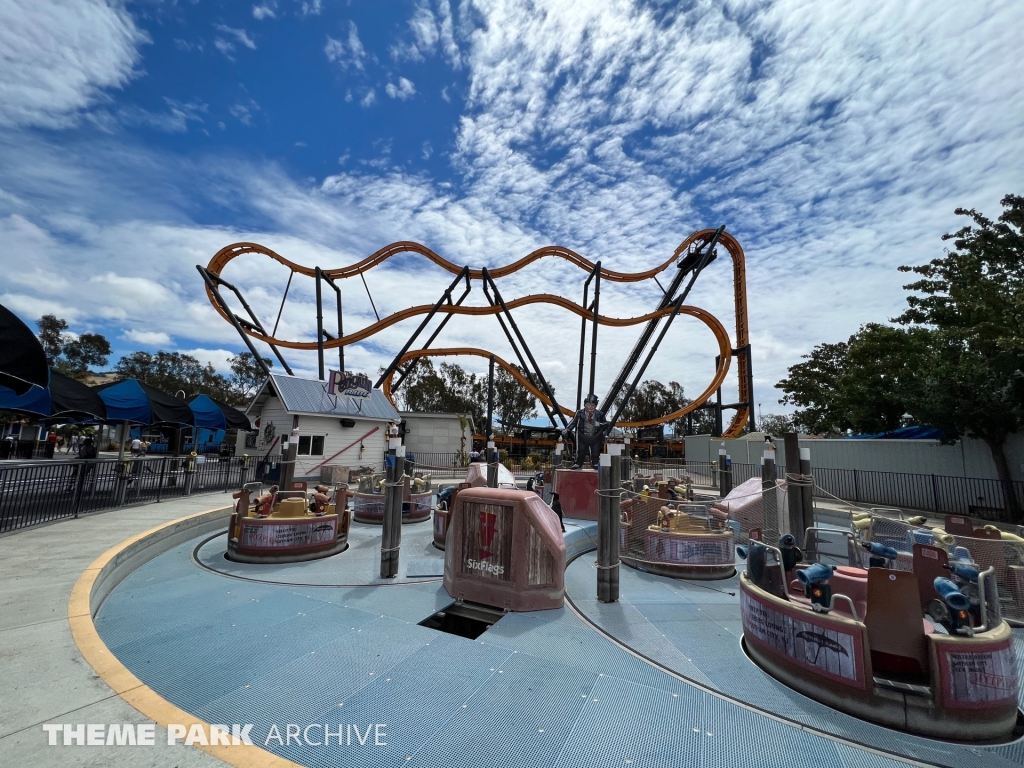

481,271,563,429
196,266,289,377
605,226,724,425
391,270,472,393
374,266,471,390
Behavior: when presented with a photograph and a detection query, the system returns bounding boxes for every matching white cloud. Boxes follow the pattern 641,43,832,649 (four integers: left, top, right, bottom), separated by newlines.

178,348,237,374
360,89,376,108
1,1,1023,416
301,0,322,17
0,0,147,128
214,24,256,51
385,77,416,100
392,0,460,67
229,98,261,126
252,3,276,20
123,329,172,346
324,22,366,70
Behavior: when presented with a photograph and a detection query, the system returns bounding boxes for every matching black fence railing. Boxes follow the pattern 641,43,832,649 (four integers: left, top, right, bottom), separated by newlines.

0,455,257,535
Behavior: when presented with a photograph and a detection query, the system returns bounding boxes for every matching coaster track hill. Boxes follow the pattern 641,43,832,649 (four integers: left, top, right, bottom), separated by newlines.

198,227,755,437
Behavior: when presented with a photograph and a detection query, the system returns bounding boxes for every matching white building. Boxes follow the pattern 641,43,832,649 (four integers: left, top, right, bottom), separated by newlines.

246,374,401,481
399,411,475,462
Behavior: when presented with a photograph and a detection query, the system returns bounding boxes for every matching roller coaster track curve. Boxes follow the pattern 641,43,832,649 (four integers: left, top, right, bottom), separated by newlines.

203,229,752,437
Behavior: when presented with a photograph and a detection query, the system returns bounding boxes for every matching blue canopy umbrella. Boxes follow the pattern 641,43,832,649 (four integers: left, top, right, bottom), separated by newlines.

94,379,194,426
94,379,195,460
0,382,51,417
0,368,107,419
188,394,251,430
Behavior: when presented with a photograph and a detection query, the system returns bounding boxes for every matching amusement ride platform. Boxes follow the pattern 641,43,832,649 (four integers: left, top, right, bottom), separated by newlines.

82,509,1024,768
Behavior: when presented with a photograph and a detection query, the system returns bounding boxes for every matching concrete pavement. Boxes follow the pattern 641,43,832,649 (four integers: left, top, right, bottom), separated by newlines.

0,492,234,767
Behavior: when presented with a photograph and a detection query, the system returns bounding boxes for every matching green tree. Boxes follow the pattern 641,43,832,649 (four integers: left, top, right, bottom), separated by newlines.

36,315,112,379
114,351,233,402
778,324,929,435
228,352,272,404
757,413,795,437
777,195,1024,520
893,194,1024,519
492,363,556,433
398,360,487,429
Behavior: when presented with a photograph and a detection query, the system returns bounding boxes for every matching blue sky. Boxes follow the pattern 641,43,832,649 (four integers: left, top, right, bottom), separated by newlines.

1,0,1022,422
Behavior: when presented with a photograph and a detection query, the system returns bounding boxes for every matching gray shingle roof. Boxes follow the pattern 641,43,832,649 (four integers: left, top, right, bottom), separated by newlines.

252,374,400,421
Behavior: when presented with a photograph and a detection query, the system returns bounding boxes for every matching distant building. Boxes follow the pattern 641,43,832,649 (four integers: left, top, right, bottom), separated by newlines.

399,411,475,462
245,374,400,480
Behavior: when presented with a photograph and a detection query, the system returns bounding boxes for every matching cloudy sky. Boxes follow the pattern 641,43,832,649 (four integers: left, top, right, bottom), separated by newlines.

1,0,1021,423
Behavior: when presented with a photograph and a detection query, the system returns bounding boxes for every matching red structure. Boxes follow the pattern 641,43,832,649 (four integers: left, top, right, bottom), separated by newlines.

443,487,565,611
552,469,599,521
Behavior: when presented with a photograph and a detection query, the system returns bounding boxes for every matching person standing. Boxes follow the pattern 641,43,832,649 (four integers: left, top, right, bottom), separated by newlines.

79,437,98,486
45,430,57,459
130,436,142,457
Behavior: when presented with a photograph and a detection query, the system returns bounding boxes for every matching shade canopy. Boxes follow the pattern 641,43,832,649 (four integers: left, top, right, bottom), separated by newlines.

0,382,50,417
0,304,49,396
94,378,195,425
49,370,108,419
188,394,251,430
0,368,108,420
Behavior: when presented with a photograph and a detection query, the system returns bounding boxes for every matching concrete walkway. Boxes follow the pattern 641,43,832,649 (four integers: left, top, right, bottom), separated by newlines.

0,493,234,767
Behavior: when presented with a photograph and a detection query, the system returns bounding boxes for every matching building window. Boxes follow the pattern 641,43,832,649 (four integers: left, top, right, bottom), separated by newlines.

297,435,325,456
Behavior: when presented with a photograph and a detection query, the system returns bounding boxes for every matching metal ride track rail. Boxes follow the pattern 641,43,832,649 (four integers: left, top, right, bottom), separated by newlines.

202,229,753,436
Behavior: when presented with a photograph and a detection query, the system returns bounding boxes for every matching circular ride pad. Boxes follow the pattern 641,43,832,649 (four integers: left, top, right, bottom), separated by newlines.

193,519,444,587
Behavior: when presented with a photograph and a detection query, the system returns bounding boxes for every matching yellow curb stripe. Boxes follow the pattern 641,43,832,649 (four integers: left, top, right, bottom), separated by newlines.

68,507,303,768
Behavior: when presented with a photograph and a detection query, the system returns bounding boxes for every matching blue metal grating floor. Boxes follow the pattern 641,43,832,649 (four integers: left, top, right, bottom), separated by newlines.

92,529,1023,768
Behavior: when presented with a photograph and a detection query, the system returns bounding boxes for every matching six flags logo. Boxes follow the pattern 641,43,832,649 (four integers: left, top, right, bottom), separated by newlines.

464,509,505,575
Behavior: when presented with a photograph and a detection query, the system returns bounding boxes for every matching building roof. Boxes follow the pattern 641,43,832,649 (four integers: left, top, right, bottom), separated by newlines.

248,374,400,422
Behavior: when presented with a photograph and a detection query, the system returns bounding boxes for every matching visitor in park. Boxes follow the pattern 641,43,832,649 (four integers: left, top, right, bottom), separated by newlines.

79,437,98,485
130,436,142,457
44,430,57,459
70,434,80,453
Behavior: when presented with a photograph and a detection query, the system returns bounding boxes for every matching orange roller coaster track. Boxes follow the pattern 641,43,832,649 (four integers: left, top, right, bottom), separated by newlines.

201,229,753,437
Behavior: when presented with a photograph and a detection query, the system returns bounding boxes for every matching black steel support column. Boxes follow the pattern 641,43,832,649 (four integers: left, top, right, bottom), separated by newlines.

486,355,495,439
321,272,345,374
577,264,598,411
197,266,272,378
315,266,325,381
481,269,567,429
392,273,472,392
588,262,601,399
199,266,294,375
375,266,471,389
603,226,725,410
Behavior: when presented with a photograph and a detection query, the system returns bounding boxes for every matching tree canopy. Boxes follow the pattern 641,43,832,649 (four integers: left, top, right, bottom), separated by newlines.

395,359,487,430
778,194,1024,519
36,315,111,379
493,363,542,433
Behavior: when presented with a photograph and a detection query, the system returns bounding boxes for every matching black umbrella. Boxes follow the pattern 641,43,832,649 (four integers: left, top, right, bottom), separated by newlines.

0,304,48,396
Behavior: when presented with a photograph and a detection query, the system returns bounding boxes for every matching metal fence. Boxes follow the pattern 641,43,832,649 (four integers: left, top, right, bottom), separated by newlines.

720,462,1024,521
407,451,546,479
0,455,257,535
